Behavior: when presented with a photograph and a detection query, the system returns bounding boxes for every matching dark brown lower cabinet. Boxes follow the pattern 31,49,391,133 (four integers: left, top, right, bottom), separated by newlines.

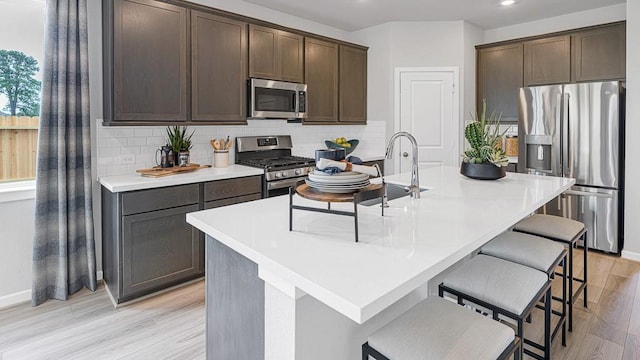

121,204,201,298
102,176,262,304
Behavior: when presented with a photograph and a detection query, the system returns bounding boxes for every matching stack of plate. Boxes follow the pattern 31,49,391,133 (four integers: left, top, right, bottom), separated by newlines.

305,170,370,193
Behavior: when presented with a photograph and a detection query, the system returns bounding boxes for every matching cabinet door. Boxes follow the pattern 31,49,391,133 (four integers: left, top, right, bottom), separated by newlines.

305,37,339,123
249,25,304,83
524,35,570,86
122,204,201,298
572,23,626,82
278,31,304,83
192,11,247,123
339,45,367,124
249,24,278,80
477,43,523,123
112,0,187,122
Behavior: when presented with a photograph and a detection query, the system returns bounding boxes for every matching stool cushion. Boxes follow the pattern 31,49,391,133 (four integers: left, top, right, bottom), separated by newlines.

442,255,548,315
368,297,515,360
481,232,566,273
513,214,584,242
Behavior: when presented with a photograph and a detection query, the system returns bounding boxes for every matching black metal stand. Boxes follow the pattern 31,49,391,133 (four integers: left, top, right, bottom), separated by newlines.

289,181,385,243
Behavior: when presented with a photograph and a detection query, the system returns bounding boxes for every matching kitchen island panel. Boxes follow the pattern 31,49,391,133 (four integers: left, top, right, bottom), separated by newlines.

207,237,264,360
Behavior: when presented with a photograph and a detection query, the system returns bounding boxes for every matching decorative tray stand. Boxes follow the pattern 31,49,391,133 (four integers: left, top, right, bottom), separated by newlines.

289,165,385,243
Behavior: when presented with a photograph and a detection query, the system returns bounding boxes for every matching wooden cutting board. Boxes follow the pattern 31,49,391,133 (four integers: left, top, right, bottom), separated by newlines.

136,163,210,177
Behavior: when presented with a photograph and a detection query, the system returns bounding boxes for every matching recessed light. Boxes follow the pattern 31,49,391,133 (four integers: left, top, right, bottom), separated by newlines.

501,0,516,6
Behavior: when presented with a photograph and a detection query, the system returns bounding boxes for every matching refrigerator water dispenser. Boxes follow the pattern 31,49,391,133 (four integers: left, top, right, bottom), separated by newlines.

524,135,552,172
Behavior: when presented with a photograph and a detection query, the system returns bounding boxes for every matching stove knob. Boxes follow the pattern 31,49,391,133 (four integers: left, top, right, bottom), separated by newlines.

295,168,302,175
282,171,289,177
274,172,282,178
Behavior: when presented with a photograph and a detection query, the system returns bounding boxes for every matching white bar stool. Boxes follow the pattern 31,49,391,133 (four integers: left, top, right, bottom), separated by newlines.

439,255,552,360
513,214,587,331
362,297,521,360
480,231,568,346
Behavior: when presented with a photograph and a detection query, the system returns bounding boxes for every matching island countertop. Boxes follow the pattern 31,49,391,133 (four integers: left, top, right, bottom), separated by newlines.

186,165,574,324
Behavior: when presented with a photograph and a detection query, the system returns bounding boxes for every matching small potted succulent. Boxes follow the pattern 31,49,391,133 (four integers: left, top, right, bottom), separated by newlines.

166,126,195,167
460,100,508,180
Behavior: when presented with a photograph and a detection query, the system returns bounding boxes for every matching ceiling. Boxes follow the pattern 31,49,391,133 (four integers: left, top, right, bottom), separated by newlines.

242,0,625,31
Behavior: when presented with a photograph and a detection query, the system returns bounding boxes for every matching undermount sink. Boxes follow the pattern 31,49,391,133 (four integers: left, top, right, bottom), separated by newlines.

359,183,428,207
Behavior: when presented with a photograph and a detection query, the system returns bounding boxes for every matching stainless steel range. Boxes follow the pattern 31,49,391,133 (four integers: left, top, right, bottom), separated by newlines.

236,135,316,197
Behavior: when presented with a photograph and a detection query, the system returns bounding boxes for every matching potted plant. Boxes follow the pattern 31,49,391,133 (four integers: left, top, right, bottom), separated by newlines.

460,100,508,180
166,126,195,167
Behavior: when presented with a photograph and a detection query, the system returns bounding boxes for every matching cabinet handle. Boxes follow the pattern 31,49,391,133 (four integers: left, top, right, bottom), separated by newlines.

402,152,409,157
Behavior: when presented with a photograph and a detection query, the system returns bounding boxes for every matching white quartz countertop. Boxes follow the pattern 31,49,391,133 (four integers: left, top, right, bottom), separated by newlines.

99,165,264,192
186,165,573,324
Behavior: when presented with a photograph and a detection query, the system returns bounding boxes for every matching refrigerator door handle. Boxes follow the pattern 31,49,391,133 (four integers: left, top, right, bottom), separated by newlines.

562,93,570,177
563,189,614,198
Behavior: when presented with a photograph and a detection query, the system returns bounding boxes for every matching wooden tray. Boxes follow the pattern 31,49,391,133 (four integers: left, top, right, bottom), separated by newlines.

136,163,210,178
295,183,383,203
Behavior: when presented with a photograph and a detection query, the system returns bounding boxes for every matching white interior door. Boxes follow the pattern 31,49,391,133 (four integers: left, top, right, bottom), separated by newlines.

395,68,459,173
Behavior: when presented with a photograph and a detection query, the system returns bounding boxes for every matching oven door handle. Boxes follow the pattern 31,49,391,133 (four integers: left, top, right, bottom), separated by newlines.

267,177,305,190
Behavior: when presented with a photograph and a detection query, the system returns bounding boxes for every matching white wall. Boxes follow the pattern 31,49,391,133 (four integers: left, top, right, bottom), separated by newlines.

352,21,484,164
623,2,640,260
0,1,43,303
483,3,626,44
0,199,34,304
351,23,394,139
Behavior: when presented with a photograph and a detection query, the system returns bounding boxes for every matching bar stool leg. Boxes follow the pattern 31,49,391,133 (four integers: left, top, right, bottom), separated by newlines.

562,257,567,346
517,319,525,360
568,244,574,332
544,289,551,360
583,232,588,308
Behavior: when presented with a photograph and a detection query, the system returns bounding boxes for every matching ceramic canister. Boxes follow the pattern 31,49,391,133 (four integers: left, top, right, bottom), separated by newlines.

315,148,346,163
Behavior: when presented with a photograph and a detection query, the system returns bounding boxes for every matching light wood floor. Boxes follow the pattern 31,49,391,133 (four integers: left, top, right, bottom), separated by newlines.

0,281,205,360
0,250,638,360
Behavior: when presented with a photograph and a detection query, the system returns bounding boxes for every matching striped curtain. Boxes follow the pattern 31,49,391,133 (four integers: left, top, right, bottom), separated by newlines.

32,0,96,306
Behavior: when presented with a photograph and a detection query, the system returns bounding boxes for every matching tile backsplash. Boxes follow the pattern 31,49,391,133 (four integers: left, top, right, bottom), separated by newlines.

96,120,386,178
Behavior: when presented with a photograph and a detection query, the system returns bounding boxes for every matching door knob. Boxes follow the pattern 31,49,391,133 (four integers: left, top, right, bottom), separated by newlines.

402,152,409,157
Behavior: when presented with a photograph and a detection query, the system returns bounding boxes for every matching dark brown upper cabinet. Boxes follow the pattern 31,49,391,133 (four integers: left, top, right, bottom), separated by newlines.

103,0,367,126
192,11,247,124
105,0,188,124
249,24,304,83
304,37,339,123
572,23,626,82
339,45,367,124
524,35,570,86
477,43,523,123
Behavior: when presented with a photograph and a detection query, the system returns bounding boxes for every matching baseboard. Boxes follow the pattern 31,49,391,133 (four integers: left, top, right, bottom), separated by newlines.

0,289,31,310
621,250,640,262
0,270,104,310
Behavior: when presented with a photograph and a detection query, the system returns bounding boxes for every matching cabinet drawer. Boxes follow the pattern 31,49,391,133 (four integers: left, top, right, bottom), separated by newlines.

205,193,262,209
204,176,262,202
122,183,199,216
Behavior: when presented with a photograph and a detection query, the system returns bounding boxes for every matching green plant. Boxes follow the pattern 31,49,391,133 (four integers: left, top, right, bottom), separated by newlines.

462,100,508,167
166,126,195,153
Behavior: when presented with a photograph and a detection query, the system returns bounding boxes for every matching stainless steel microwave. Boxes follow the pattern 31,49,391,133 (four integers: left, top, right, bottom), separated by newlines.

249,78,307,119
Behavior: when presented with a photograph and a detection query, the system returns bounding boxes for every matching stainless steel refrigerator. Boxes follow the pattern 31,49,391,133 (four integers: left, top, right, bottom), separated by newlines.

518,81,625,253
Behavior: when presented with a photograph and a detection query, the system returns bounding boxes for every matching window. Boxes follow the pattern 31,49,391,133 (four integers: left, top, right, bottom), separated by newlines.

0,0,45,184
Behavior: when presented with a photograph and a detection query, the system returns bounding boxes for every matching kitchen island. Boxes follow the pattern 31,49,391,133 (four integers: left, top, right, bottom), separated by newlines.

186,165,574,360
